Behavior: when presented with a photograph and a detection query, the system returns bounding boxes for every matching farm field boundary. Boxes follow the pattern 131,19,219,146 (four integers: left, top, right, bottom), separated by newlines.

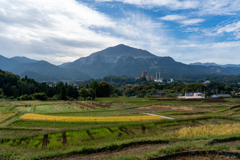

0,111,19,123
149,150,240,160
33,140,170,160
207,135,240,146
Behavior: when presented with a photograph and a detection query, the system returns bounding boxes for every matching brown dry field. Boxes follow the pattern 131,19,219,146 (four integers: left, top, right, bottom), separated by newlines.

172,155,238,160
50,143,168,160
10,101,63,105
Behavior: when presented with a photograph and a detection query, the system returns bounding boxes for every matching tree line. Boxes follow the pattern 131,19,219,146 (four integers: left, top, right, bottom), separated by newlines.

121,81,239,97
0,69,119,101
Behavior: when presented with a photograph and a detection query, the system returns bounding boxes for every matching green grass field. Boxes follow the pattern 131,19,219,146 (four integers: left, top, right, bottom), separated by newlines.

1,98,240,160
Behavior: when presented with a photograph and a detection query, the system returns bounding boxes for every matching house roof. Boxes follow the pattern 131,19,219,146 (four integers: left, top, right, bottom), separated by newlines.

185,92,205,94
211,94,231,97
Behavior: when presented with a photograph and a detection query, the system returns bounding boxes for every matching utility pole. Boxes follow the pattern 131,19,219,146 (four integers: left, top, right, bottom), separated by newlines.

85,89,86,101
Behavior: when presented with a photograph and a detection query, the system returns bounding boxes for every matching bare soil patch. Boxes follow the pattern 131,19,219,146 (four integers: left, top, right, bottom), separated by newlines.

213,140,240,146
10,102,23,105
172,154,238,160
52,143,168,160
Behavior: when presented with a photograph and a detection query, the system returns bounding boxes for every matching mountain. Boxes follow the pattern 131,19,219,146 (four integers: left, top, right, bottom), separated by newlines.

0,56,91,81
58,62,71,68
65,44,157,78
11,56,38,63
19,71,59,81
0,55,20,71
2,44,240,81
190,62,240,68
64,44,238,78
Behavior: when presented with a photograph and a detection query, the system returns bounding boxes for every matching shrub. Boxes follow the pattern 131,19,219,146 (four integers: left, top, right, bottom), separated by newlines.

31,92,48,101
20,94,32,100
110,93,118,97
165,93,178,98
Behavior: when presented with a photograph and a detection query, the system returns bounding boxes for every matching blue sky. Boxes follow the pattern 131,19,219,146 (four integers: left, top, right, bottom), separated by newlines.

0,0,240,65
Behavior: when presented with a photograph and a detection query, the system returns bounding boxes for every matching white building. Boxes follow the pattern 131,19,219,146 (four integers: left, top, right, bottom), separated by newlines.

179,92,205,99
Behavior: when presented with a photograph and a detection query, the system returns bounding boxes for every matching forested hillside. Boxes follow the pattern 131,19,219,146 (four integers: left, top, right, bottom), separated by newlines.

0,69,79,100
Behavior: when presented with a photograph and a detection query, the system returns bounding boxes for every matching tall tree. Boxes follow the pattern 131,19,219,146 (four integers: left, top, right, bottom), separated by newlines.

60,86,67,100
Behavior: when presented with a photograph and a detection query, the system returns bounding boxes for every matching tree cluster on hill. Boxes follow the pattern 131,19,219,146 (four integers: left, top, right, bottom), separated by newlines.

120,81,238,97
78,81,121,100
0,69,79,100
171,74,240,85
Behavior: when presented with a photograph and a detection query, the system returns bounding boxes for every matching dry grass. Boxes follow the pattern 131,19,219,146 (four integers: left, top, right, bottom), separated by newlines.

168,123,240,138
11,101,63,105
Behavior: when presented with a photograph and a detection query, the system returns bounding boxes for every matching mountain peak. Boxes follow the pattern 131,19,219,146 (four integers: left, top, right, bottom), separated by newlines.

90,44,156,58
11,56,38,64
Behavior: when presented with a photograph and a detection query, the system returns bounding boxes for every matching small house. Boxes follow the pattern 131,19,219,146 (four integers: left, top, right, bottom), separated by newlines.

211,94,232,98
179,92,205,99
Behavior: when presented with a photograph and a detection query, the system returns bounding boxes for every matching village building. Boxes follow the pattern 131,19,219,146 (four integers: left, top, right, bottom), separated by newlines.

179,92,205,99
211,94,232,98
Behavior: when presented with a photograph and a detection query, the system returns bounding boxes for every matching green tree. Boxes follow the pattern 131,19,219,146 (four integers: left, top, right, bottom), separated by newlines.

79,87,87,100
98,82,111,97
0,88,4,98
88,88,95,99
60,86,67,100
89,81,99,94
3,83,13,97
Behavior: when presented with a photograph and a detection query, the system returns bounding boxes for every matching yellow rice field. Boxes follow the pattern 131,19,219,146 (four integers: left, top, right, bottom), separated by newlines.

20,113,165,122
0,111,19,123
168,123,240,138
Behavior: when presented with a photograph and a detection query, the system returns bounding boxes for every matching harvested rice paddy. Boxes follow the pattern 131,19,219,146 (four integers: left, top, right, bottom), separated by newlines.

20,113,165,122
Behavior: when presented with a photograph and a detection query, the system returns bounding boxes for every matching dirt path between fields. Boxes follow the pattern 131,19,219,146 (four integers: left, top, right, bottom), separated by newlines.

51,143,168,160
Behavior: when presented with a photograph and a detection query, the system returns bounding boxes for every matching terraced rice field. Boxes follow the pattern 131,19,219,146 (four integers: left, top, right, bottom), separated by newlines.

0,111,19,123
2,98,240,160
168,123,240,138
20,113,165,122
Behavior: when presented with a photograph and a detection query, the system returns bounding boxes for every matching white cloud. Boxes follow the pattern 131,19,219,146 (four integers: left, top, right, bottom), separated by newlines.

160,15,204,25
97,0,240,16
202,21,240,39
160,15,186,21
216,21,240,38
164,41,240,64
1,0,240,66
0,0,123,64
96,0,199,10
198,0,240,16
179,18,205,25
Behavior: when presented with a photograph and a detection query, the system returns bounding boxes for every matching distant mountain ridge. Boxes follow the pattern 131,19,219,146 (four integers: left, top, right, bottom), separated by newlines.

64,44,239,78
190,62,240,68
1,44,240,81
0,56,91,81
11,56,39,63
